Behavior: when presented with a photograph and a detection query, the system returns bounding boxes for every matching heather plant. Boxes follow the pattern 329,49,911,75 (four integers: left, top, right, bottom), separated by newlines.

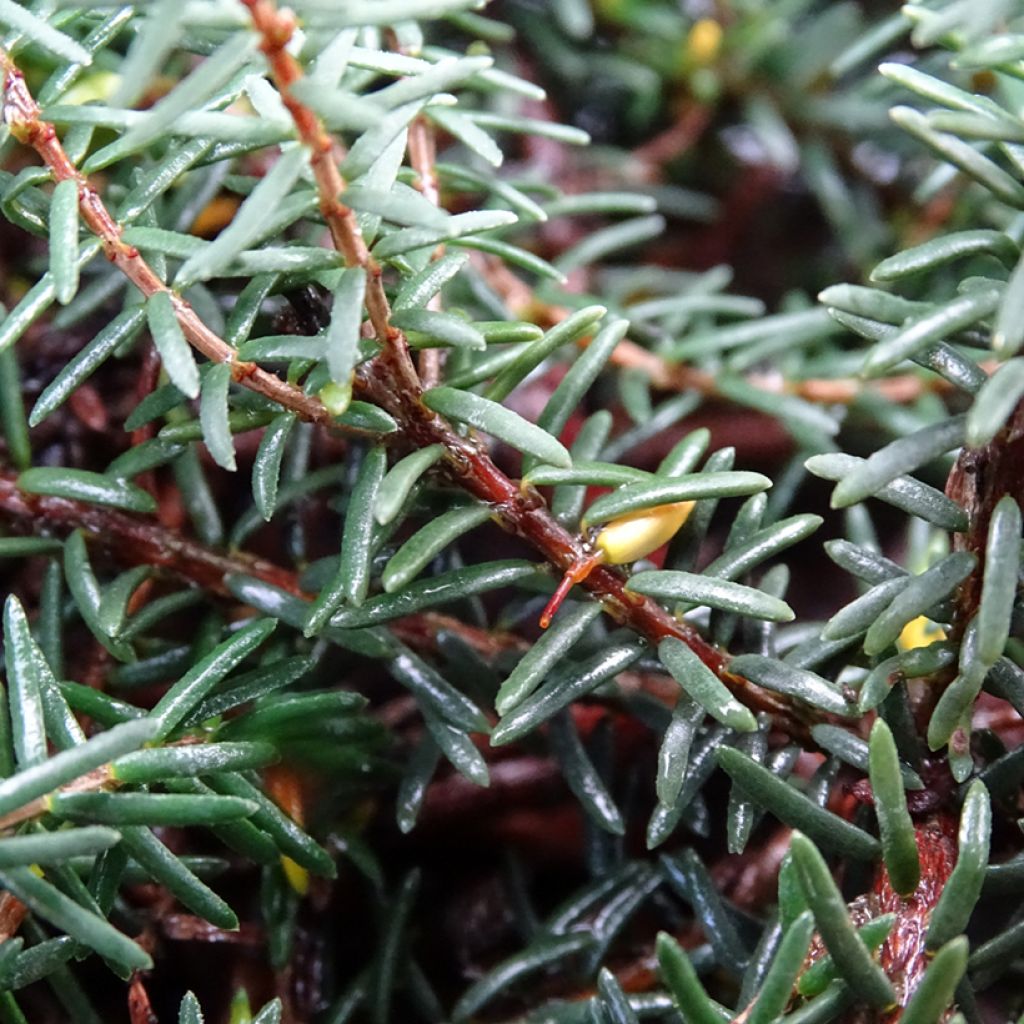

0,1,1021,1023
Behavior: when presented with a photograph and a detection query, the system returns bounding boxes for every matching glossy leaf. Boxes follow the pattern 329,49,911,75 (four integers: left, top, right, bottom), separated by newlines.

729,655,853,716
717,749,878,859
486,305,606,403
0,717,156,820
869,719,920,895
199,362,236,471
383,504,492,592
119,826,238,929
0,866,150,971
18,467,156,515
658,637,757,732
492,641,644,746
631,572,794,622
252,412,296,521
927,781,990,949
582,472,771,528
148,618,277,739
789,832,895,1008
977,495,1021,666
863,553,975,656
423,387,572,468
655,932,729,1024
146,290,199,399
48,179,80,305
374,444,445,526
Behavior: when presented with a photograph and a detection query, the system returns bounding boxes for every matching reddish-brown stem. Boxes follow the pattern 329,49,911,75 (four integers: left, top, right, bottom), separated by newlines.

357,367,812,733
0,49,343,433
474,251,976,409
239,1,796,716
945,399,1024,629
540,552,605,629
242,0,411,367
1,42,809,733
0,470,298,597
0,468,515,659
406,112,446,387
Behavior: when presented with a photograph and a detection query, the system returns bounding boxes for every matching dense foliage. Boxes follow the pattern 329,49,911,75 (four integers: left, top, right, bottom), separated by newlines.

0,0,1023,1022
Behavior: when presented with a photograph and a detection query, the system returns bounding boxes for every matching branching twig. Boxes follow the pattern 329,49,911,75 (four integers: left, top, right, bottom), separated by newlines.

0,468,516,659
0,470,298,597
0,49,341,433
0,44,811,735
473,251,968,408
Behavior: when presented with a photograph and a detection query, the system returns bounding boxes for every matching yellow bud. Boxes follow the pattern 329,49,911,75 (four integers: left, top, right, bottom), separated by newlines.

594,501,695,566
281,855,310,896
898,616,946,652
686,19,723,67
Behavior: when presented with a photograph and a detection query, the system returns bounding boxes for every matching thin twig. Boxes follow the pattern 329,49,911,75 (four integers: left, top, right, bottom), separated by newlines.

472,250,965,408
407,112,446,387
242,0,410,364
0,470,299,597
0,468,516,658
0,49,343,433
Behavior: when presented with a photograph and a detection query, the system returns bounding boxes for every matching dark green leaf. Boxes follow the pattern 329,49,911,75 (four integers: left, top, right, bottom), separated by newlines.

582,473,771,528
806,453,967,531
900,938,968,1024
328,560,540,629
966,358,1024,447
392,309,485,351
49,179,80,306
871,230,1017,282
0,865,150,970
747,912,814,1024
453,931,592,1022
729,655,853,716
148,618,277,739
18,468,156,515
486,306,606,403
252,413,296,521
492,642,644,746
864,553,975,656
869,719,920,896
927,781,990,949
655,932,729,1024
789,832,894,1007
631,573,794,622
199,362,236,471
112,742,277,783
658,637,756,732
977,495,1021,665
119,826,238,929
50,791,256,826
374,444,445,526
717,749,878,859
548,712,624,835
383,504,492,592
